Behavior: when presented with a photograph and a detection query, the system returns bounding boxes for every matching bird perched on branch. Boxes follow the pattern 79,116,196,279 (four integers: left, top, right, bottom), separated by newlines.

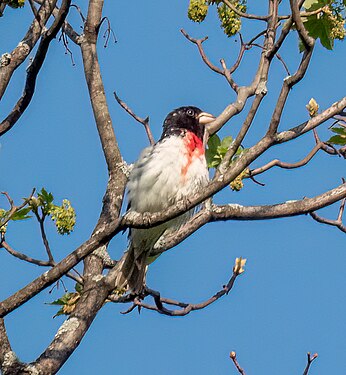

115,106,215,294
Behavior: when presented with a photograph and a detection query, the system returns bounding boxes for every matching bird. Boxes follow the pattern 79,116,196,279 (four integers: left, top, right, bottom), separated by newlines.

115,106,215,294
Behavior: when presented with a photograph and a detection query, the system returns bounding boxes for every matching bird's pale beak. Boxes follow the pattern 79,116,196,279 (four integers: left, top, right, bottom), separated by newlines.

197,112,215,125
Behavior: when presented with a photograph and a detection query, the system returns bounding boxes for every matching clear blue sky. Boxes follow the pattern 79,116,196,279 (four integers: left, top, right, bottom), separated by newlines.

0,2,345,374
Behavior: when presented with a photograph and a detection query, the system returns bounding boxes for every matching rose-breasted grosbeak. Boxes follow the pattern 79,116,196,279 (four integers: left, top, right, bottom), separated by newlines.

115,106,215,294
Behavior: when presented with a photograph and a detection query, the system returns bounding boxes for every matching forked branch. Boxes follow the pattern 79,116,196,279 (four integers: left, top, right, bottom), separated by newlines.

114,91,155,145
119,258,246,316
303,352,318,375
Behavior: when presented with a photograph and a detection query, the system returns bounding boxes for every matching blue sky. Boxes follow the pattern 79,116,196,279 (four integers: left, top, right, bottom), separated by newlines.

0,1,345,374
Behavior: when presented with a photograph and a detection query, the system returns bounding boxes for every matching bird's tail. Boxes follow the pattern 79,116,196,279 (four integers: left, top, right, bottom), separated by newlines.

114,245,147,295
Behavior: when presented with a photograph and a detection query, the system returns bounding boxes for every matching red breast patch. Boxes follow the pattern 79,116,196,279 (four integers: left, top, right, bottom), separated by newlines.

181,131,204,177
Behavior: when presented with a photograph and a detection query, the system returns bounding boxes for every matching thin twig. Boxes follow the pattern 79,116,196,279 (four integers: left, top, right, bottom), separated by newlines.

230,351,246,375
99,16,117,48
181,28,238,91
120,260,245,316
0,241,51,267
38,215,54,263
275,52,290,75
250,142,323,176
59,28,76,66
0,240,83,284
302,352,318,375
0,189,35,229
70,3,85,22
114,91,155,145
310,198,346,233
222,0,268,20
180,29,222,75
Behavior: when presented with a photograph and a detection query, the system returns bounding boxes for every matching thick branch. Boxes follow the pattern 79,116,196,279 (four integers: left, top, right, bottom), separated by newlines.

150,183,346,255
290,0,315,49
30,1,128,372
0,318,14,374
0,219,117,318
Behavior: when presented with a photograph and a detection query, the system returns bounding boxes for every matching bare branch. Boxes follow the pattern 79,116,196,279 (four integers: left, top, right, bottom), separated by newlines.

150,183,346,255
181,29,222,74
216,93,265,177
0,3,6,17
303,352,318,375
121,260,244,316
250,142,323,176
222,0,268,21
0,318,13,371
0,189,35,230
1,240,51,267
276,97,346,143
230,351,246,375
114,91,155,146
290,0,315,49
0,0,72,137
0,0,58,100
310,198,346,233
267,45,314,136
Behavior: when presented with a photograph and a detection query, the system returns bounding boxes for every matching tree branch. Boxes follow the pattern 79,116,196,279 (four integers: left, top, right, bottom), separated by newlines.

150,183,346,256
222,0,268,21
290,0,315,49
302,352,318,375
119,258,245,316
250,142,323,176
0,0,58,100
0,240,51,267
229,351,246,375
0,0,72,137
310,197,346,233
276,97,346,143
114,91,155,146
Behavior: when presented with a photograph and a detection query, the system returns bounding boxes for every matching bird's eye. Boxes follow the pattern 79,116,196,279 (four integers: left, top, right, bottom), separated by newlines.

187,109,195,117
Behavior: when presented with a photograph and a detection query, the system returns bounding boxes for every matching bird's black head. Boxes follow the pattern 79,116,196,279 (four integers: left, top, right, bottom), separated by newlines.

161,106,215,141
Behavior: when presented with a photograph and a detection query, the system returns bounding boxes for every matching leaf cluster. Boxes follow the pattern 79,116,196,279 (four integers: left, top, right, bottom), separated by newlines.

327,126,346,145
206,134,248,191
0,188,76,236
48,283,83,318
302,0,346,50
3,0,25,9
188,0,247,37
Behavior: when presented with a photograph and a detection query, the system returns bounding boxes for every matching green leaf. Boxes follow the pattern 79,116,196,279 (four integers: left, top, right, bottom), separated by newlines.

304,14,334,50
331,126,346,135
207,134,221,152
75,283,83,293
327,134,346,145
38,188,54,205
303,0,321,10
53,309,66,318
220,135,233,149
11,207,32,221
303,0,328,11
